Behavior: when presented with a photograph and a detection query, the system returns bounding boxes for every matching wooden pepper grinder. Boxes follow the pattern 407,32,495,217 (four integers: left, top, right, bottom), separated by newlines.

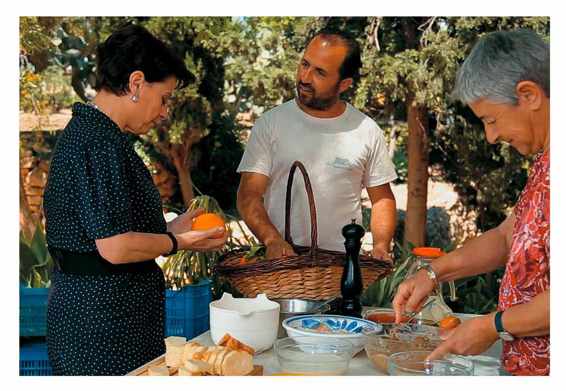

339,219,364,318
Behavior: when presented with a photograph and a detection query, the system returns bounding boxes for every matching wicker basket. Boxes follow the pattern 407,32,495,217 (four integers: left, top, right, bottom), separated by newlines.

216,161,393,300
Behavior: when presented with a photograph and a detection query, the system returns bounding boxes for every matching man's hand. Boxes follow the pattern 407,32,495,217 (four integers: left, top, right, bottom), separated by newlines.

372,242,392,261
238,172,293,258
366,183,396,263
265,238,297,259
426,315,499,361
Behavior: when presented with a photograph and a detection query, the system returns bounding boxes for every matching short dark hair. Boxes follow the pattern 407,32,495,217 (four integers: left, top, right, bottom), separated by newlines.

309,28,362,81
94,23,194,95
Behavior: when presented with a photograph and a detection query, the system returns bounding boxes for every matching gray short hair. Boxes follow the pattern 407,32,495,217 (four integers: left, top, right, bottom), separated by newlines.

452,29,549,105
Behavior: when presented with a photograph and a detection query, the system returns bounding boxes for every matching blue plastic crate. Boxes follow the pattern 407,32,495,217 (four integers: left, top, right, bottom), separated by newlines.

20,287,49,337
20,341,52,376
165,279,211,339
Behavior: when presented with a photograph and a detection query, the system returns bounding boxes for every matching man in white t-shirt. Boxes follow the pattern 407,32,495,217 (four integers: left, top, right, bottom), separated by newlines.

236,29,397,260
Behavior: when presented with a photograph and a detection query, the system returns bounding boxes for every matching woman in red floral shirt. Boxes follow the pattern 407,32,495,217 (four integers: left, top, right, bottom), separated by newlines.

392,29,550,375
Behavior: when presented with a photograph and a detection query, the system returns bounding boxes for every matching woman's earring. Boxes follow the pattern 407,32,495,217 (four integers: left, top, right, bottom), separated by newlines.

131,87,140,102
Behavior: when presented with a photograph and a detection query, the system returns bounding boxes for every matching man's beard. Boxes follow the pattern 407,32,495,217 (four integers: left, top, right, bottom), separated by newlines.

296,82,340,110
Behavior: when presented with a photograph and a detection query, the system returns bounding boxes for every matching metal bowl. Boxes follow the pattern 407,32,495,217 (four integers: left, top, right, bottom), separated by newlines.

272,298,331,338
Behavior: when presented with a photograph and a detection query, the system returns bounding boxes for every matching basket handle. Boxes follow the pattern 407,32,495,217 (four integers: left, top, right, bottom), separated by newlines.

284,161,318,257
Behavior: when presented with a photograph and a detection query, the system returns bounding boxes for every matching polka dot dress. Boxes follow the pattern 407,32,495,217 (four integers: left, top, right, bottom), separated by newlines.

43,102,168,375
44,102,166,251
46,268,165,375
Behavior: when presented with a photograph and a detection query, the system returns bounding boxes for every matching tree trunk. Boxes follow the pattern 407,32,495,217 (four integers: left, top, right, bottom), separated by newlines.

402,17,430,248
177,165,194,207
171,145,194,207
154,124,204,208
404,98,429,247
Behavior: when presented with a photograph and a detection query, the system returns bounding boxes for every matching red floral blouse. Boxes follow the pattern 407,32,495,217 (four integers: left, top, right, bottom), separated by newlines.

498,151,550,376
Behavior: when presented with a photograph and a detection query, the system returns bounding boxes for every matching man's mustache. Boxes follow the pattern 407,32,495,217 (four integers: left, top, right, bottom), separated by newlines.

298,82,314,92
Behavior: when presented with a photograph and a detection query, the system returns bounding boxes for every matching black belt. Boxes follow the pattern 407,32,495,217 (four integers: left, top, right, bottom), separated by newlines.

48,247,158,275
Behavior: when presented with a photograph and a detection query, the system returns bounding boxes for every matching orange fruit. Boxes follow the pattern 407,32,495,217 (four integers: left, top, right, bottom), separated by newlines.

438,315,461,330
192,213,225,238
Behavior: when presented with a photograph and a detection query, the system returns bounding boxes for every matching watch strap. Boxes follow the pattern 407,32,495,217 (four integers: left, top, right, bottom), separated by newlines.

494,311,515,341
494,310,505,333
419,262,440,292
164,231,178,256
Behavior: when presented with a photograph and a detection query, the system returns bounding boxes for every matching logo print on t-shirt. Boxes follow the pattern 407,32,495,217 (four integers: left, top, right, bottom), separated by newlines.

328,157,352,169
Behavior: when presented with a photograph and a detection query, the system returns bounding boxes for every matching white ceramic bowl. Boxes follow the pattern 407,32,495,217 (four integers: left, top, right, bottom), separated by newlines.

209,293,280,354
282,314,382,355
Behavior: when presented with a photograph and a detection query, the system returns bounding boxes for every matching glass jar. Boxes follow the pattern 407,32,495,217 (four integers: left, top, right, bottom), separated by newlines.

405,247,457,324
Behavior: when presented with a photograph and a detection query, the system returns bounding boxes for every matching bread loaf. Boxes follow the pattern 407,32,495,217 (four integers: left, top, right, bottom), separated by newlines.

178,367,202,376
165,336,186,367
184,359,213,375
183,342,208,361
218,333,255,355
148,366,170,376
221,350,254,376
164,334,254,376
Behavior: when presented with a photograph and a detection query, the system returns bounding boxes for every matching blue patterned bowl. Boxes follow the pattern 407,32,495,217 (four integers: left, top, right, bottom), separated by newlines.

282,315,382,355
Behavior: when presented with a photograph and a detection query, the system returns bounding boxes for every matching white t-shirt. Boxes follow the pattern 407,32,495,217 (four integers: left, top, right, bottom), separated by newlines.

237,99,397,252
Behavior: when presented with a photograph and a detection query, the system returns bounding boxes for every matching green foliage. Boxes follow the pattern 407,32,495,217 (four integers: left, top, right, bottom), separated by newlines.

20,17,116,105
449,269,504,314
391,148,408,184
425,207,453,250
20,226,53,288
20,66,78,115
142,17,250,209
361,241,412,308
223,17,308,112
431,105,529,231
191,113,244,210
20,17,58,55
20,69,48,114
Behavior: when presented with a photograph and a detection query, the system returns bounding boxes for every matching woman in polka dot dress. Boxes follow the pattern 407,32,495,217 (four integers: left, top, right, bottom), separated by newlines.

43,24,228,375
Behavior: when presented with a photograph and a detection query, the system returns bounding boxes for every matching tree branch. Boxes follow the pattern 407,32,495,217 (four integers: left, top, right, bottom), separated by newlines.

418,17,437,47
368,17,382,52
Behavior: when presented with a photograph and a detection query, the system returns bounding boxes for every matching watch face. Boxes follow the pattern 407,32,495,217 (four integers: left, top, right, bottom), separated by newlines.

499,331,514,342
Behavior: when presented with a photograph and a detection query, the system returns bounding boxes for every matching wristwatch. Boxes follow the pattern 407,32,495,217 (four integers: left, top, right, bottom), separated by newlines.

494,311,515,341
164,232,178,256
419,262,440,293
